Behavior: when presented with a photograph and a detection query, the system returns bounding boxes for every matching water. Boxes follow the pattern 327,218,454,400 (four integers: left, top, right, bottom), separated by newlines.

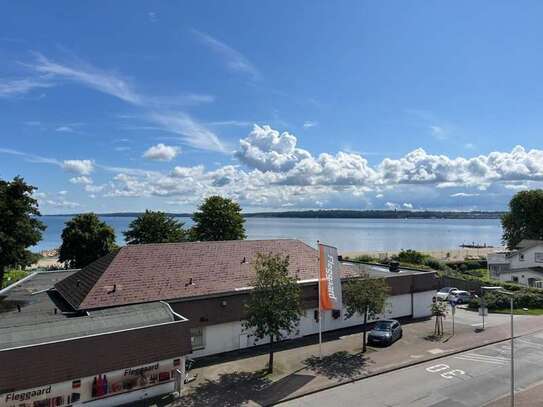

34,216,503,253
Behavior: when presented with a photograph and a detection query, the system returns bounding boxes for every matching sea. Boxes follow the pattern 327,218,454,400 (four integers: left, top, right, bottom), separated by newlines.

34,216,503,254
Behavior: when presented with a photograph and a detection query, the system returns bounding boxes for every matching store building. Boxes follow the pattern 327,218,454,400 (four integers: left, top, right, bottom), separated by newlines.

52,239,438,358
0,271,192,407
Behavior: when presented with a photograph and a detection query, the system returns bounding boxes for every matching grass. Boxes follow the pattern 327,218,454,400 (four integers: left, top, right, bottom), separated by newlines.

493,308,543,316
1,269,30,289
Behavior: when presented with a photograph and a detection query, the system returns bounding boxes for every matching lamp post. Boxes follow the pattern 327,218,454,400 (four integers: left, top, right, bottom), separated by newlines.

481,286,514,407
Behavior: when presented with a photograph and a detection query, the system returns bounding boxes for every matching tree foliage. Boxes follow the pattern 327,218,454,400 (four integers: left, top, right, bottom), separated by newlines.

0,176,45,284
59,213,117,268
343,275,389,352
124,210,188,245
502,189,543,249
191,196,246,241
243,253,302,373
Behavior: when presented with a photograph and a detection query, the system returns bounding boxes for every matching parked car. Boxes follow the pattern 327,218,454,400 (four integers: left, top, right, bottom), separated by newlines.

449,289,472,304
436,287,458,301
367,319,402,346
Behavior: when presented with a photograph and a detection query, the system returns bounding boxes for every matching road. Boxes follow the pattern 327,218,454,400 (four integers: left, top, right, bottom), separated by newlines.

279,330,543,407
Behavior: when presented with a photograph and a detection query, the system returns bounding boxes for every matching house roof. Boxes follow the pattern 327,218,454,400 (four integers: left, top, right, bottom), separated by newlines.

55,239,323,310
54,239,435,311
516,239,543,250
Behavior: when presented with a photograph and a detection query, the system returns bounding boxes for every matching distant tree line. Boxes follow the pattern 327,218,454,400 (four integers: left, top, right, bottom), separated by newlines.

48,209,506,220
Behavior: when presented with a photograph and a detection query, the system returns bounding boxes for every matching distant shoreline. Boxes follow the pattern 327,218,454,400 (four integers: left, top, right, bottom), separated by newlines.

42,209,505,220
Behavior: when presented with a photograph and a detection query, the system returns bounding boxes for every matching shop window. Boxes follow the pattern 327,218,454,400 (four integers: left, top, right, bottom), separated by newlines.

190,327,205,350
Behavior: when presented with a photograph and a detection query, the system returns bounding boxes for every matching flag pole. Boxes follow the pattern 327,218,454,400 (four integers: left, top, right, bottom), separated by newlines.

317,240,322,359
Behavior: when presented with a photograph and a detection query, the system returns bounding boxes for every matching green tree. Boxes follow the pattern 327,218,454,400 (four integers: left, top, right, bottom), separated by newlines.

124,210,188,245
343,275,389,352
59,213,117,268
191,196,246,241
243,253,302,373
502,190,543,249
0,176,45,285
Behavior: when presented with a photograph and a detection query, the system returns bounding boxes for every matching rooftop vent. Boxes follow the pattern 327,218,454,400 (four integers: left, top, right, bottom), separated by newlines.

185,278,194,287
241,257,247,264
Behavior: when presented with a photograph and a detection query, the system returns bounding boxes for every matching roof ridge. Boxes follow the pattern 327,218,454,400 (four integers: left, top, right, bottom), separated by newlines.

120,238,304,249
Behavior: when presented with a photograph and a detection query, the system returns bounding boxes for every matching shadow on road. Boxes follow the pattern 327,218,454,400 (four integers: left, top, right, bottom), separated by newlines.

302,351,372,380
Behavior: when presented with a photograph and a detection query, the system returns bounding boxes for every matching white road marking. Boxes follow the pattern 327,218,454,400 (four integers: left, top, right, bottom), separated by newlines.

517,338,543,348
454,356,507,365
453,353,508,365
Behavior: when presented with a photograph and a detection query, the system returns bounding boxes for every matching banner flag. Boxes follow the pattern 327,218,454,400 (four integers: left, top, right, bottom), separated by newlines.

318,243,342,311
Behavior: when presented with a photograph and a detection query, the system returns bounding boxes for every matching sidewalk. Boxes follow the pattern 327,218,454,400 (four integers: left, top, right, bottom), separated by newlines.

166,311,543,406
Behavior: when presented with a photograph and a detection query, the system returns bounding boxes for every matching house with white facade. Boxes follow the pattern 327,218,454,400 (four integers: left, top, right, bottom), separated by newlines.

487,239,543,287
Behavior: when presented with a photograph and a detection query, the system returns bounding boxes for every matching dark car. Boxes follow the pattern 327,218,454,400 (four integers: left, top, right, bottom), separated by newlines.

367,319,403,346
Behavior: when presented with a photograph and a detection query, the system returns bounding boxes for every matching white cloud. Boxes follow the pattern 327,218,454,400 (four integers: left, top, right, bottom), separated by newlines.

235,124,311,172
148,11,158,23
69,176,93,185
56,126,74,133
171,165,205,178
192,30,260,80
143,143,180,161
150,112,227,153
63,159,94,175
0,78,52,97
43,199,80,209
25,53,226,153
303,121,318,129
430,125,447,140
30,53,142,104
385,202,398,209
451,192,480,197
402,202,413,209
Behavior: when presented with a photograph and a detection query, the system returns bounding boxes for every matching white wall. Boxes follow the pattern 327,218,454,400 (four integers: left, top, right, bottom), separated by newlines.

192,290,435,358
510,245,543,269
498,269,543,286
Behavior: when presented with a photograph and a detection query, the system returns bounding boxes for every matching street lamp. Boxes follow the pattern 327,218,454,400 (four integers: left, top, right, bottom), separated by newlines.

481,286,515,407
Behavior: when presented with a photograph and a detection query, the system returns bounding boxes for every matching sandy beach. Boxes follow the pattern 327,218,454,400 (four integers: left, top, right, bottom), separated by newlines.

342,247,503,262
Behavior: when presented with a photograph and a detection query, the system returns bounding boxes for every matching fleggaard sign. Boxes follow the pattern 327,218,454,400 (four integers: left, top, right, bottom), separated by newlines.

5,385,51,402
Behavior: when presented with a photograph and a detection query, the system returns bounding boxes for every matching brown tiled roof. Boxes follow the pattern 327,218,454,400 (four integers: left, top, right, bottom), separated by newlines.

55,239,322,310
55,251,117,310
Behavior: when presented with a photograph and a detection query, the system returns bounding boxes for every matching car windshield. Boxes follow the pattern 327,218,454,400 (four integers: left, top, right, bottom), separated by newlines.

374,321,393,331
439,287,452,293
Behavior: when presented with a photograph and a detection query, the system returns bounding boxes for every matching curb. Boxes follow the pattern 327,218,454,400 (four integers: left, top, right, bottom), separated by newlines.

269,325,543,406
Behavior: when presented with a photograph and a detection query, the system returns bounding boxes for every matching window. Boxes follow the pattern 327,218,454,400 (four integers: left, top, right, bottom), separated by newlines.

519,254,525,261
512,276,519,283
190,327,205,350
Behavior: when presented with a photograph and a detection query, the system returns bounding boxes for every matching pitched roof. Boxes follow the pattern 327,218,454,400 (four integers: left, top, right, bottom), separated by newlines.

55,239,322,310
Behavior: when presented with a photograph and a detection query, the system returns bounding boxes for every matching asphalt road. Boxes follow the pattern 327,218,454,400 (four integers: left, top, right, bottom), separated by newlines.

279,331,543,407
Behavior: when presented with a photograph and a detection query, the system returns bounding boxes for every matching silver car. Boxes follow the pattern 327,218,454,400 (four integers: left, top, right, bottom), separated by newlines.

368,319,403,346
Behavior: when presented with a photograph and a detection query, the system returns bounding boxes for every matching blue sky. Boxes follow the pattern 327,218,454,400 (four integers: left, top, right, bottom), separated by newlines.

1,1,543,214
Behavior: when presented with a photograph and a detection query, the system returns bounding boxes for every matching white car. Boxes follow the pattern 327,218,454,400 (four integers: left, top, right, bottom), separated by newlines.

436,287,458,301
449,289,472,304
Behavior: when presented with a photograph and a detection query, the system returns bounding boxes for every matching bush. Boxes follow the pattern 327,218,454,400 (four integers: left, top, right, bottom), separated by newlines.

423,257,449,271
395,250,428,265
353,254,379,263
468,291,543,310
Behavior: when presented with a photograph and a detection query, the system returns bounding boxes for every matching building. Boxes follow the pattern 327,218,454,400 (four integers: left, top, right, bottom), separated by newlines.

487,239,543,287
52,239,437,358
0,271,192,407
1,239,438,406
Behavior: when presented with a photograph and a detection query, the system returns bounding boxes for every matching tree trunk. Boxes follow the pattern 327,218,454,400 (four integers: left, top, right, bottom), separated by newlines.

362,306,368,352
268,335,274,373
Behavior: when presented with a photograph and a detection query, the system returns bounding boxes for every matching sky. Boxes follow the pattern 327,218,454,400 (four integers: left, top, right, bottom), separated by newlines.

1,1,543,214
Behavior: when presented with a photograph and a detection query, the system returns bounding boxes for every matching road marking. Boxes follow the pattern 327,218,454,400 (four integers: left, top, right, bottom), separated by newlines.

517,338,543,348
428,348,445,354
471,323,484,327
454,356,507,365
454,353,508,365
